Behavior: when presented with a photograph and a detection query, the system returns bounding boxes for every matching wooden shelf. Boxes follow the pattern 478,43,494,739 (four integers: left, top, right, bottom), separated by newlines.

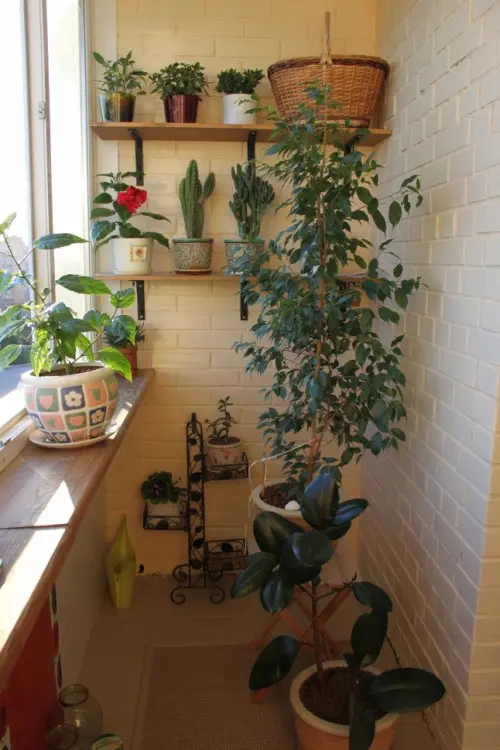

94,271,239,281
90,122,392,148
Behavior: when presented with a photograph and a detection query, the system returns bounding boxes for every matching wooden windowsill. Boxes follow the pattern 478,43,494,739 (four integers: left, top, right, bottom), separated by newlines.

0,369,154,689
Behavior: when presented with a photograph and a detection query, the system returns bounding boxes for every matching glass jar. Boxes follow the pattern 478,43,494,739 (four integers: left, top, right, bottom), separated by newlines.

51,684,103,749
45,724,78,749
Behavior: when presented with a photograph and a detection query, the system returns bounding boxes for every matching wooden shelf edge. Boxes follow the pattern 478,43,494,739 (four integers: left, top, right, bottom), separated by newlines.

94,272,240,281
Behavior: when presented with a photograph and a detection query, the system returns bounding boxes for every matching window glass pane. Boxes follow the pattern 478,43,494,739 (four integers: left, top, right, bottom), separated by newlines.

46,0,87,317
0,0,32,396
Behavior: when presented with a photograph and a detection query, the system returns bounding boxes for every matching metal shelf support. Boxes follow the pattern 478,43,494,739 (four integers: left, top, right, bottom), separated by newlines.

128,128,144,185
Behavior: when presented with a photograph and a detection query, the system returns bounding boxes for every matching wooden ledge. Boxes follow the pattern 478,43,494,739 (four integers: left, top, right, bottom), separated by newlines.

0,369,154,689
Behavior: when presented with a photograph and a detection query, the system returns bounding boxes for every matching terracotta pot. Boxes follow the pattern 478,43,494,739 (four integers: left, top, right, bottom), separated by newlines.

173,238,213,273
112,237,153,275
22,364,119,445
290,662,398,750
222,93,257,125
117,346,138,375
99,92,135,122
164,94,199,123
206,437,243,466
224,239,264,270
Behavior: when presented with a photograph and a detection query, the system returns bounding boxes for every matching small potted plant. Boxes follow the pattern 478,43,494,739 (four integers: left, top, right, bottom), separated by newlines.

149,62,208,123
141,471,187,521
231,474,446,750
215,68,264,125
105,320,144,375
0,213,136,447
205,396,242,466
225,162,274,269
91,172,169,274
173,160,215,273
93,50,147,122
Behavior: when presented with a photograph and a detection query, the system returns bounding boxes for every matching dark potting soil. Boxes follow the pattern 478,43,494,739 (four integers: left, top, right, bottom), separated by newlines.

209,436,240,446
261,482,299,509
299,667,385,725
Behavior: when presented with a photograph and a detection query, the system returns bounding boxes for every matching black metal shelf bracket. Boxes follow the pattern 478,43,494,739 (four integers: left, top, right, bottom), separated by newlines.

247,130,257,161
240,279,249,321
133,280,145,320
128,128,144,185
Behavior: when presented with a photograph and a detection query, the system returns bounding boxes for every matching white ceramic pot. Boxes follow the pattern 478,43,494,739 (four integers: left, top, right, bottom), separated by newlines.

112,236,153,275
222,94,257,125
290,661,398,750
22,364,119,445
207,437,243,466
146,499,181,518
251,480,302,520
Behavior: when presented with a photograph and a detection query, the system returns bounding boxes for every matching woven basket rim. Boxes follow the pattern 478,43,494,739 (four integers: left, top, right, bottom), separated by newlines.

268,56,389,76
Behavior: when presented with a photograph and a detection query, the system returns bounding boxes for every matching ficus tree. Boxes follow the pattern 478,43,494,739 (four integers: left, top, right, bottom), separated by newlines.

234,86,422,486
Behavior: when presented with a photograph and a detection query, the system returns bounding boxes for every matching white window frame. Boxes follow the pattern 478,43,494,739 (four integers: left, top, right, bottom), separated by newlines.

0,0,90,467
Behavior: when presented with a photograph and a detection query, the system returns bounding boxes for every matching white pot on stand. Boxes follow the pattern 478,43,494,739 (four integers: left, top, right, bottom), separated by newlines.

146,499,181,518
112,237,153,275
222,94,257,125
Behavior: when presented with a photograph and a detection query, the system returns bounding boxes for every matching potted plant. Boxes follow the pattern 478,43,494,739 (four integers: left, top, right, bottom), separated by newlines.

91,172,169,274
205,396,242,466
233,86,422,519
93,50,147,122
141,471,187,520
149,62,208,123
225,162,274,270
173,160,216,273
0,213,137,447
215,68,264,125
105,320,144,375
231,474,446,750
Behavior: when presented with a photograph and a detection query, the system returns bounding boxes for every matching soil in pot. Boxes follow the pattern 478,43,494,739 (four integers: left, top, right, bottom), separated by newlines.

261,482,299,509
300,667,385,726
209,437,240,447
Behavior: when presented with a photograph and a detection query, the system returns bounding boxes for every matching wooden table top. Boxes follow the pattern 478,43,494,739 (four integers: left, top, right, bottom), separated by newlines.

0,370,154,689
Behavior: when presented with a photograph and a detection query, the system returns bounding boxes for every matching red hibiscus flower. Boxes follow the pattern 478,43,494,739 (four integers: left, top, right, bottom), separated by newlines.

116,186,147,214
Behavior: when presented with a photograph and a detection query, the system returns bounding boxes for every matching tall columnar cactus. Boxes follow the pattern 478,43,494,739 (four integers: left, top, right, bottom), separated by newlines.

229,162,275,241
179,160,215,238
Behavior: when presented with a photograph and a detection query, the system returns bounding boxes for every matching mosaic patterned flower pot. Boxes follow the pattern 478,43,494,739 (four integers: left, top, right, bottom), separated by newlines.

173,238,213,273
22,364,119,446
224,238,264,271
206,437,243,466
112,237,153,275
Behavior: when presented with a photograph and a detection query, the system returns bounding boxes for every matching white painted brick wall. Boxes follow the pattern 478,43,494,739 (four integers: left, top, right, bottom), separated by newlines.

361,2,500,749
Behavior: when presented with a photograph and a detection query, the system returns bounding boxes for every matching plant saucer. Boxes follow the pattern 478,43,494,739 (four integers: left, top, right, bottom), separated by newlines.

29,421,118,449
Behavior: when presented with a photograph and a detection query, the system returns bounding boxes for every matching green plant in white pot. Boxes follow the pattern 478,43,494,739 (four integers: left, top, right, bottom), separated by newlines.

173,160,216,273
141,471,186,520
225,162,274,271
215,68,264,125
91,172,169,274
205,396,242,466
0,213,137,447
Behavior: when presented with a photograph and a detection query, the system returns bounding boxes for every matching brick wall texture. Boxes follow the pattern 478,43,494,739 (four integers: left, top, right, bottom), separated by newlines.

359,2,500,750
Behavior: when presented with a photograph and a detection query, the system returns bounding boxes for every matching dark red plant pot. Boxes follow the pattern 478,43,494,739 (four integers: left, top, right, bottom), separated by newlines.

118,346,138,375
163,95,199,123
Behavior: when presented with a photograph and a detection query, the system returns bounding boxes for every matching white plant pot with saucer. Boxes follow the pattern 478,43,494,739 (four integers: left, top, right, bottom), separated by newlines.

112,236,153,275
222,94,257,125
290,661,398,750
206,437,243,466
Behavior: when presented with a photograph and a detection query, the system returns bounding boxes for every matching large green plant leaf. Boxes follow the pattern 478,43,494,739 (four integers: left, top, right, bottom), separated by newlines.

83,310,112,331
292,530,333,568
326,521,352,541
91,220,116,244
110,288,135,309
370,668,445,714
349,698,376,750
249,635,300,691
91,207,115,219
333,499,369,525
0,344,23,371
300,473,340,529
0,213,16,233
97,346,132,381
57,275,111,295
113,315,137,344
260,573,294,614
279,538,321,584
230,551,276,598
34,233,88,250
253,511,304,555
351,611,388,666
141,231,170,248
59,319,95,336
352,582,393,613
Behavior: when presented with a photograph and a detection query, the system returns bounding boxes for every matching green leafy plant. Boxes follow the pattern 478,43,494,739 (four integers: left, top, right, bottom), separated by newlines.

93,50,147,96
179,160,216,238
91,172,169,250
0,213,137,380
205,396,238,444
231,474,445,749
234,85,422,486
215,68,264,95
229,162,275,241
149,62,208,99
105,320,145,349
141,471,186,505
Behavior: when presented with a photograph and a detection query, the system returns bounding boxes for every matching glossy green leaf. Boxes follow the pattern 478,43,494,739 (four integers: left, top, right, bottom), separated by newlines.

351,611,388,666
352,582,393,613
0,270,13,294
91,207,115,219
260,573,294,614
333,499,369,524
59,319,94,336
279,538,321,585
349,698,376,750
292,530,333,568
83,310,112,331
110,288,135,309
326,521,352,541
136,211,170,221
91,220,116,244
302,473,340,528
141,231,170,248
230,551,276,598
97,346,132,381
393,263,403,278
93,192,113,204
253,511,304,555
0,213,16,233
112,315,137,344
57,275,111,295
34,233,88,250
0,344,23,372
370,668,446,714
249,635,300,691
388,201,402,228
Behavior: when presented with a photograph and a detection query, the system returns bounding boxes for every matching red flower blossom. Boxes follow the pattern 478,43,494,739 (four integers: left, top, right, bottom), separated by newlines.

116,186,147,214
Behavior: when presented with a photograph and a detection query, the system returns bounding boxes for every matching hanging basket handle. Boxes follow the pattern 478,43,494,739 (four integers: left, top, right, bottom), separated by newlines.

321,11,333,65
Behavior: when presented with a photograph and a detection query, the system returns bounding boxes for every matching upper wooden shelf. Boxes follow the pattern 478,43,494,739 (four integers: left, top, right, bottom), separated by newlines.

90,122,392,148
94,271,238,281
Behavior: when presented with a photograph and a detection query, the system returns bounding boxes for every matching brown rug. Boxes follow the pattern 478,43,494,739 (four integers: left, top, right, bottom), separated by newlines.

133,645,299,749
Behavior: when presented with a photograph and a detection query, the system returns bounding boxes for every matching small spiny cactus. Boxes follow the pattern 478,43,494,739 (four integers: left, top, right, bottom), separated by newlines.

229,163,274,241
179,160,215,238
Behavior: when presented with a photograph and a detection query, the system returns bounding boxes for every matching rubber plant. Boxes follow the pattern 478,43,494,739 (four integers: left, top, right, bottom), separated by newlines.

233,84,423,486
231,474,445,749
0,213,136,379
